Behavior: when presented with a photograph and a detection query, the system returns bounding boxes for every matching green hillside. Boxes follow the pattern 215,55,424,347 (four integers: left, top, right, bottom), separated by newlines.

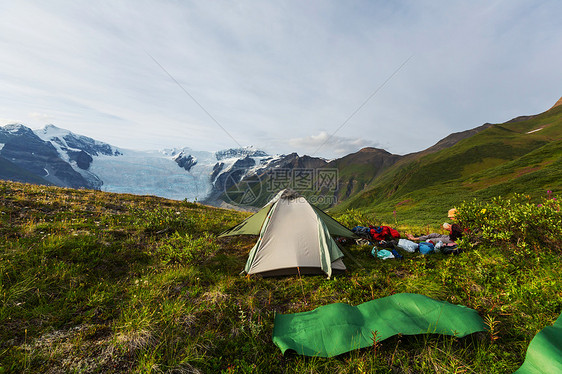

332,104,562,226
323,148,400,202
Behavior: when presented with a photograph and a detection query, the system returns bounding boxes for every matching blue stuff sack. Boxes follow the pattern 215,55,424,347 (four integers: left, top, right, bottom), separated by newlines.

372,248,394,260
390,249,403,259
419,242,435,255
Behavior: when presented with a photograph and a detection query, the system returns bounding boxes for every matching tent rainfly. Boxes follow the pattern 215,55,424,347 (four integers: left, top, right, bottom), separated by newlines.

219,189,357,278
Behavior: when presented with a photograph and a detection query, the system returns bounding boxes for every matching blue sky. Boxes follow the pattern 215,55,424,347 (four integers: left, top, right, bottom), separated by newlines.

1,1,561,158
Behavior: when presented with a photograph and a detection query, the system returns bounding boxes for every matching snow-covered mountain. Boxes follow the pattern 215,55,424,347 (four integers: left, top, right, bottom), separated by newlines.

34,124,122,189
0,123,287,203
1,124,95,189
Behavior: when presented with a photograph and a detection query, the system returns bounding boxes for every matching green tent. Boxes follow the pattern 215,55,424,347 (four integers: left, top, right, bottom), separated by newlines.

219,189,357,278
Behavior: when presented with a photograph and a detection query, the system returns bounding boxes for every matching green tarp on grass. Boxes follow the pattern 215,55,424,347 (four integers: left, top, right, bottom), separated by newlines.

272,293,487,357
515,312,562,374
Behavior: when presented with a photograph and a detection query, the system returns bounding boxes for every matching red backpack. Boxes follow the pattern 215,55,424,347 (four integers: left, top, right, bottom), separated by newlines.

369,226,401,241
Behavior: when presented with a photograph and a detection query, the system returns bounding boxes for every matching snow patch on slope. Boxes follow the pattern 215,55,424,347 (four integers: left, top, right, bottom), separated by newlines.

35,124,121,158
3,123,28,134
526,127,544,134
35,125,73,162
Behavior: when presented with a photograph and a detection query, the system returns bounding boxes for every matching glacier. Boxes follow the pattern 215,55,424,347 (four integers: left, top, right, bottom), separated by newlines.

89,146,281,202
90,149,216,201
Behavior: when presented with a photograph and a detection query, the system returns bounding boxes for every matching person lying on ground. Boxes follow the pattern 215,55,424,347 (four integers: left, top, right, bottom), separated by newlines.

406,224,463,243
406,209,463,244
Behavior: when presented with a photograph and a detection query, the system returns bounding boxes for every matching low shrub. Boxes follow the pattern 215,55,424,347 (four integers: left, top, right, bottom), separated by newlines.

456,193,561,254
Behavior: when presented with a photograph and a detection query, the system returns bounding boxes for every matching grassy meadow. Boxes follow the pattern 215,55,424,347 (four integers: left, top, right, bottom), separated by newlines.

1,180,561,373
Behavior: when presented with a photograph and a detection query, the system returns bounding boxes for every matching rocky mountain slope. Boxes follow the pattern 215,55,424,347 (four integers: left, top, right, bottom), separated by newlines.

0,124,96,189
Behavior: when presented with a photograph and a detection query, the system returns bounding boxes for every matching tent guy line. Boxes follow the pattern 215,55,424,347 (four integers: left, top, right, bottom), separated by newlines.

311,54,414,157
144,49,243,148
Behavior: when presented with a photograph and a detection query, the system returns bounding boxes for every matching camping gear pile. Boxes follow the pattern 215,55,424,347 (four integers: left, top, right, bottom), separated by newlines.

353,225,462,257
351,225,400,243
397,238,460,255
352,225,404,259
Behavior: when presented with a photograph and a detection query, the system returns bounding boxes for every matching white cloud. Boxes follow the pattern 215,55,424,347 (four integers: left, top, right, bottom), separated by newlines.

289,131,379,158
29,112,55,122
0,118,22,126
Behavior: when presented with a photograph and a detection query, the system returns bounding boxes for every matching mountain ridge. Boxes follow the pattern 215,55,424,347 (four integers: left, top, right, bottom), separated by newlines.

223,117,498,208
2,97,560,210
550,96,562,110
329,102,562,225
